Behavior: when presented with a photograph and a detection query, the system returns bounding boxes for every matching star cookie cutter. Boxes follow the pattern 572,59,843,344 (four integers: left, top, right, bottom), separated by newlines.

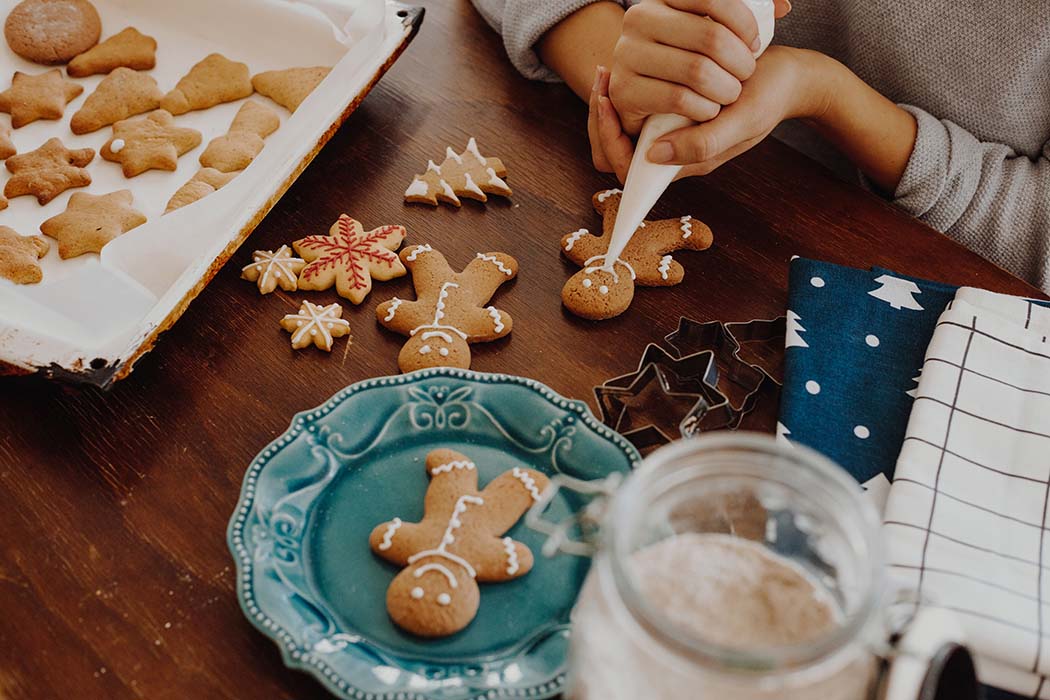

594,318,785,449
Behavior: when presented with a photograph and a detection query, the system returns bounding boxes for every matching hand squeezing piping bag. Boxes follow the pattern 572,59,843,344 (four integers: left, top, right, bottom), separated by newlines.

600,0,776,272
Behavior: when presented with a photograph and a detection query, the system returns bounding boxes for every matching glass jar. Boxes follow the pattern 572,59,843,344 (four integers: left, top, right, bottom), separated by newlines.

537,433,978,700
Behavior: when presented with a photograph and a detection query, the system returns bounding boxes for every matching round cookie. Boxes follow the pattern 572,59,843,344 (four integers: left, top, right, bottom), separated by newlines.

5,0,101,65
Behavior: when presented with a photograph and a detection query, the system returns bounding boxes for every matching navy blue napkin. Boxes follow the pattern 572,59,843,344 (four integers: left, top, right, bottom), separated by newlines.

778,258,958,484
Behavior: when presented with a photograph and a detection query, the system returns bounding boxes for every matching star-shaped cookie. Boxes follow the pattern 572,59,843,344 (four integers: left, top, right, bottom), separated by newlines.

293,214,407,304
5,137,94,205
280,300,351,351
241,245,306,294
0,122,15,159
0,226,49,284
0,70,83,128
100,110,202,177
40,190,147,259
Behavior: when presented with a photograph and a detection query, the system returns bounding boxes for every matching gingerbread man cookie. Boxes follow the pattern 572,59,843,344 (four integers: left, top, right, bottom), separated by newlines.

404,137,511,207
376,245,517,373
369,448,550,637
0,70,83,128
293,214,407,304
280,300,350,352
561,189,713,320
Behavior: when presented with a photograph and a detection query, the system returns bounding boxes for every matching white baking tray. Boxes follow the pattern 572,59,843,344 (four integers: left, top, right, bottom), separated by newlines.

0,0,422,387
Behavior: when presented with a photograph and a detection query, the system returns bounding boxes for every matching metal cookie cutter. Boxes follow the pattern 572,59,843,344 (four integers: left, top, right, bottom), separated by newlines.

665,316,784,416
594,344,738,450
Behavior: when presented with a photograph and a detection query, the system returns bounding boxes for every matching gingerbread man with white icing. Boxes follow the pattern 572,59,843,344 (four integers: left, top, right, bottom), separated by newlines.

369,448,550,637
561,189,713,320
375,244,517,372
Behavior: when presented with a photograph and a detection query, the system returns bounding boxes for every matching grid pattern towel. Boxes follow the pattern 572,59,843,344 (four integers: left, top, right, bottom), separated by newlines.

884,289,1050,698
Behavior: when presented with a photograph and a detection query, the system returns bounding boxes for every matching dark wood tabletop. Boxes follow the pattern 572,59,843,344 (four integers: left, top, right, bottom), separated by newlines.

0,1,1042,698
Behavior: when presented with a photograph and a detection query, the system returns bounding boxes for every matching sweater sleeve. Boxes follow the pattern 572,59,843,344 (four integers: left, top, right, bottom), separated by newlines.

893,104,1050,292
469,0,624,82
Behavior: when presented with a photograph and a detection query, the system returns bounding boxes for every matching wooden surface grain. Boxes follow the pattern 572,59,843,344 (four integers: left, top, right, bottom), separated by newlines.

0,1,1042,698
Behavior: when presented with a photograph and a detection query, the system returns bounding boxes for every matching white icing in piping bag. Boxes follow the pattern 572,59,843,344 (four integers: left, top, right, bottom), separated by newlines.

601,0,776,271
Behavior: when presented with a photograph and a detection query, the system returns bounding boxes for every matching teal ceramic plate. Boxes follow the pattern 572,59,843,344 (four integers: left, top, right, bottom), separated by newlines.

227,368,640,700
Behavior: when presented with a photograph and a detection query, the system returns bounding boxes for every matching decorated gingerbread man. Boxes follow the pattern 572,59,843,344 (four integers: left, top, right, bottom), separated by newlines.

375,244,517,372
561,189,713,320
369,448,550,637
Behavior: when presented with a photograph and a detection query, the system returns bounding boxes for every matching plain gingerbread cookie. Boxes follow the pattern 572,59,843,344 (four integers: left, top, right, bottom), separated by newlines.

251,66,330,113
4,0,100,65
67,27,157,77
5,137,93,204
369,448,549,637
198,100,279,172
164,167,237,213
0,226,49,284
40,189,146,258
161,53,252,115
0,69,82,128
70,67,163,134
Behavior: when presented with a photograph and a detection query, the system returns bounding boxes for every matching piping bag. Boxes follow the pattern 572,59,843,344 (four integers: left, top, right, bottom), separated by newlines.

600,0,776,271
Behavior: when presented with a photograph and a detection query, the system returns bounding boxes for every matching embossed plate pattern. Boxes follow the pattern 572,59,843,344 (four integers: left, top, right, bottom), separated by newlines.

227,368,640,699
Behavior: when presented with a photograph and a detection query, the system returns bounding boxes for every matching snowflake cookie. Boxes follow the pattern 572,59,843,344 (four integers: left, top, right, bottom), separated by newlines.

293,214,407,304
404,137,511,207
561,189,713,320
375,244,517,373
369,447,550,637
241,245,306,294
280,300,351,352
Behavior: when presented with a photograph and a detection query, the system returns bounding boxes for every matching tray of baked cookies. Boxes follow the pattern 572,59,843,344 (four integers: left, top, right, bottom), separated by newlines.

0,0,423,387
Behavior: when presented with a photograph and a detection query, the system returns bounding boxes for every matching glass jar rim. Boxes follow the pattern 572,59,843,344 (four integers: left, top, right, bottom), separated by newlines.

605,432,886,675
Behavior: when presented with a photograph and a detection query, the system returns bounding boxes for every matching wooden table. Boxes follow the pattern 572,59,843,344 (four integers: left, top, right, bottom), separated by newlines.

0,2,1041,698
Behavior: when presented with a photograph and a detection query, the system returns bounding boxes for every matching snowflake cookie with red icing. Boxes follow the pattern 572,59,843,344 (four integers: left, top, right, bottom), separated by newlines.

369,447,550,637
280,300,351,352
404,137,511,207
292,214,407,304
376,244,517,373
561,189,713,320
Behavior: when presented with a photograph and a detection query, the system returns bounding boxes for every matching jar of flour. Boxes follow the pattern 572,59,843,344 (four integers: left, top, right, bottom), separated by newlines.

528,433,979,700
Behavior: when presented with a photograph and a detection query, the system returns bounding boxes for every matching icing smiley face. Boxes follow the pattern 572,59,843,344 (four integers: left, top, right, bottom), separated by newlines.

561,263,634,320
386,555,480,637
399,331,471,370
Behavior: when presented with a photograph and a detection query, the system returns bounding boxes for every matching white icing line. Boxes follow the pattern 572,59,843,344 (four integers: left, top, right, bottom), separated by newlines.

384,297,402,322
476,253,513,276
465,137,485,163
445,146,463,164
426,159,442,174
680,215,693,239
486,306,504,333
512,467,542,501
439,179,459,204
597,188,621,202
422,329,454,343
414,562,458,588
431,460,476,476
658,255,672,280
407,549,477,579
564,229,588,252
241,245,305,292
404,177,428,198
462,172,484,198
406,244,432,262
285,301,348,350
486,166,509,190
503,537,519,575
583,255,636,283
378,518,402,550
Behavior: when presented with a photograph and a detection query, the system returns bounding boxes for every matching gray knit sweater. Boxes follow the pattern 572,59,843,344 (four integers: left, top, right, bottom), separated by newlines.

471,0,1050,292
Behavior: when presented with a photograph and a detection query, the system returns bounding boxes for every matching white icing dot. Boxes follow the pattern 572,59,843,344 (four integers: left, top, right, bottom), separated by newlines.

854,425,870,439
296,320,303,327
274,271,282,279
437,593,451,606
805,380,820,395
326,323,333,329
582,279,592,289
599,285,609,295
411,587,424,600
309,329,317,336
865,334,880,347
110,138,125,153
810,277,825,288
439,347,449,357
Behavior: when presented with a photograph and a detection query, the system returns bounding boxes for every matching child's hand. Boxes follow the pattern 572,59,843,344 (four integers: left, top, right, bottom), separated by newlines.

609,0,791,135
591,47,832,180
